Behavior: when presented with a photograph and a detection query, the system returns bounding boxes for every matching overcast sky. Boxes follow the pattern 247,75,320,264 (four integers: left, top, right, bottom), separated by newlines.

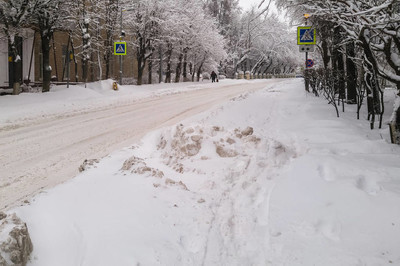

238,0,261,10
238,0,286,23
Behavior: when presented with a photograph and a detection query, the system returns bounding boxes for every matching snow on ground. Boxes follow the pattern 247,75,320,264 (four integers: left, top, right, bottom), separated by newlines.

0,79,253,127
0,79,271,211
2,79,400,265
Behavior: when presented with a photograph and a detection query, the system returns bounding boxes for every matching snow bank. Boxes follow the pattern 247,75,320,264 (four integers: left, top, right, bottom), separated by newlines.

2,79,400,265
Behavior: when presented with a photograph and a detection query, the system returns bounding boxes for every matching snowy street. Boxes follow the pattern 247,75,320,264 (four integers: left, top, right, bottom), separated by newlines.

1,79,400,265
0,80,276,210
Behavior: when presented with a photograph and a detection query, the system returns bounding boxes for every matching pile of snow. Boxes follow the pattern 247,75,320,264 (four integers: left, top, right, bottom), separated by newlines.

0,212,33,266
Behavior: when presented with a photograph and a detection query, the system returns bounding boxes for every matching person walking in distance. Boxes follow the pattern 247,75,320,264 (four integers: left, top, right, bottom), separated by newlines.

211,71,217,83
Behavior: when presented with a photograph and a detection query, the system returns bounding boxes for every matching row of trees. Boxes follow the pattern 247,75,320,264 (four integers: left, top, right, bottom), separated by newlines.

204,0,300,78
1,0,300,91
121,0,227,85
272,0,400,144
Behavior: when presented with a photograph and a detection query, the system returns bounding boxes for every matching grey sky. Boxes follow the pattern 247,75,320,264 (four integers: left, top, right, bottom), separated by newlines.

238,0,261,10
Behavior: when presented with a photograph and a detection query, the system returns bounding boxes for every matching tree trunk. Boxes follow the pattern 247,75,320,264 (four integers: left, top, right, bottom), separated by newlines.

164,44,172,83
337,53,345,102
333,26,345,101
191,65,195,82
175,51,183,83
137,56,144,85
105,25,113,80
72,42,78,82
189,62,193,80
321,36,330,69
8,36,23,91
91,53,95,81
263,60,273,74
82,57,87,83
196,67,201,81
196,56,206,82
136,36,146,85
148,55,152,84
41,34,52,92
183,50,188,81
158,45,163,83
104,0,118,80
346,41,357,104
52,36,59,81
360,27,383,129
389,86,400,144
105,45,111,79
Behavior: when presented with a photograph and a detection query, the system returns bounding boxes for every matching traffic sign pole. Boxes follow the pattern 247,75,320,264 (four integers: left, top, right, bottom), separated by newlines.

305,15,310,92
120,9,123,85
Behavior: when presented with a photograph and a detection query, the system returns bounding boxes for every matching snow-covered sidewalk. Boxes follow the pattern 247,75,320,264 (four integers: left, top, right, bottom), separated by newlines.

2,79,400,265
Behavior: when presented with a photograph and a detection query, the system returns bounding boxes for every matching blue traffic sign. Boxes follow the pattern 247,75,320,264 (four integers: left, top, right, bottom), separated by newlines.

297,27,316,45
114,42,127,55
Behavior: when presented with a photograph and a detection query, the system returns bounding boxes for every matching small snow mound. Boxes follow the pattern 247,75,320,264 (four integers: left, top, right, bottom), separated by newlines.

241,126,254,136
78,159,99,172
314,219,342,242
121,156,164,178
216,144,238,158
266,139,297,166
157,125,202,162
0,213,33,266
165,178,189,191
86,79,116,93
355,175,381,196
231,93,250,102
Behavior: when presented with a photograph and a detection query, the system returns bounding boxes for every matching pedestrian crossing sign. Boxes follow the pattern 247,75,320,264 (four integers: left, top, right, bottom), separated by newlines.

114,41,127,55
297,26,316,45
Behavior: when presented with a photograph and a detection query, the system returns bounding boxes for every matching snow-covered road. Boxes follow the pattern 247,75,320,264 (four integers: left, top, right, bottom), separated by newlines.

1,79,400,265
0,80,279,210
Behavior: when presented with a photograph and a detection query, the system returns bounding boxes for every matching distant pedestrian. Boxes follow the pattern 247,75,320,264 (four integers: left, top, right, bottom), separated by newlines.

211,71,217,83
